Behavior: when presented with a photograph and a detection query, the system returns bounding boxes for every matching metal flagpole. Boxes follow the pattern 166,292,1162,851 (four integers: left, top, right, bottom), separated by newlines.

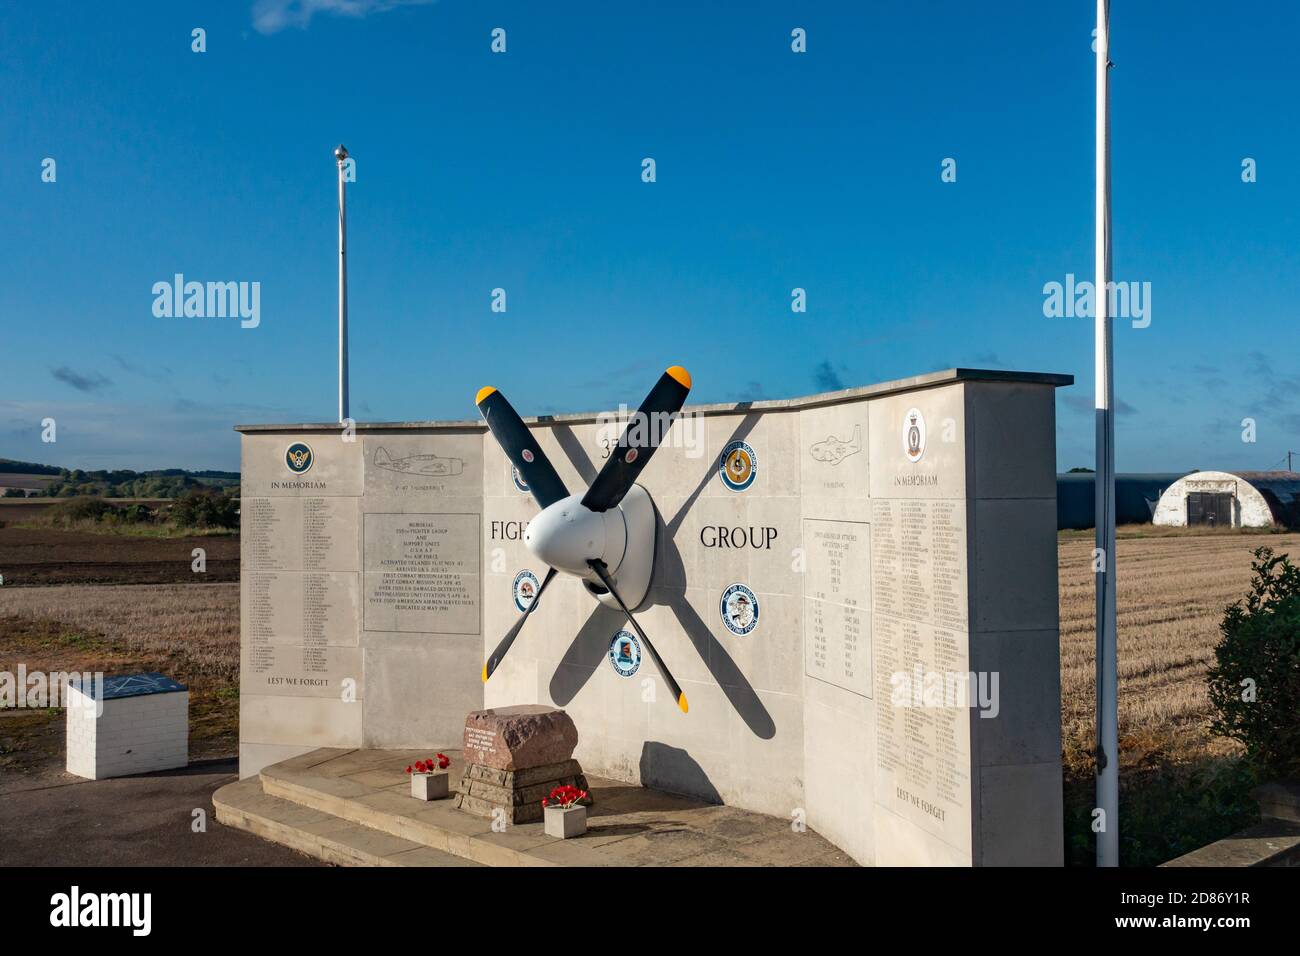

335,144,350,424
1094,0,1119,868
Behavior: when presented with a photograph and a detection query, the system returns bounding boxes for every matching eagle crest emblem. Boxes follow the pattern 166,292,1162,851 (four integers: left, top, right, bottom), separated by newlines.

285,442,314,475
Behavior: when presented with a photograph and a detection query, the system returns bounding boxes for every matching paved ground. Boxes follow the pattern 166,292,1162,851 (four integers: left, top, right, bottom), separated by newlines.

0,758,322,866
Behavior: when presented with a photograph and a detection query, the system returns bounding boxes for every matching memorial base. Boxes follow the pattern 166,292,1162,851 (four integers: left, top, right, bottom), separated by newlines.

453,759,591,824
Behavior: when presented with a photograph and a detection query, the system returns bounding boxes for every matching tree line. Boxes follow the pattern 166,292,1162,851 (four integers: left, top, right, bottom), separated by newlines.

0,460,239,499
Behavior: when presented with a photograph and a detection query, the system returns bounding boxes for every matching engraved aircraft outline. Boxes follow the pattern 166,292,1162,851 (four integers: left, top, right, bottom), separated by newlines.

809,424,862,466
373,447,464,477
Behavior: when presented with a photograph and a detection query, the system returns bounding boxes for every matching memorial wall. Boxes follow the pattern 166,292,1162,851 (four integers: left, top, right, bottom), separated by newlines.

237,368,1070,866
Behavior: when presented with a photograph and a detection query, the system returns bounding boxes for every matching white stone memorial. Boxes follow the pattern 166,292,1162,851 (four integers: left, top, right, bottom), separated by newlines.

236,367,1070,866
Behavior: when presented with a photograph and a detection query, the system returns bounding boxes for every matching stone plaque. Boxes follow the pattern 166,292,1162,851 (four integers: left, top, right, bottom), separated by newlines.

242,498,297,571
241,495,361,703
802,518,872,697
461,705,578,770
363,513,481,634
243,571,360,648
800,407,869,500
242,570,360,697
870,496,971,855
242,497,357,572
870,498,968,632
240,433,363,497
868,388,966,500
362,434,483,499
240,643,362,699
872,617,971,852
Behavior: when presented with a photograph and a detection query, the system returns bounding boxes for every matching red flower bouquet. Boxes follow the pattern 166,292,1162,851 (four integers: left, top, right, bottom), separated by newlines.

541,783,590,838
407,753,452,801
541,784,588,810
405,754,451,775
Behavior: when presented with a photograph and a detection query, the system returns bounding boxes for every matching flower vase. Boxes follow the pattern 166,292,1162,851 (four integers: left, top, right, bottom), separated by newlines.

544,804,587,838
411,771,449,801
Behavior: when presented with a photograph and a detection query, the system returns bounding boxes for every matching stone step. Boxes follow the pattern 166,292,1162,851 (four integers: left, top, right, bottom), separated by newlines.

213,777,483,868
227,747,855,868
258,760,572,867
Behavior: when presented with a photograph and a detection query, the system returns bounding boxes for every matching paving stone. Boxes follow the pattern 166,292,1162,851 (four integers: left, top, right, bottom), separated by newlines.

346,768,411,790
386,846,483,867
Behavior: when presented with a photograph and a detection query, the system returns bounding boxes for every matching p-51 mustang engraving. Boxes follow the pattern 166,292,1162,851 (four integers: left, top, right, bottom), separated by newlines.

809,424,861,466
374,447,464,476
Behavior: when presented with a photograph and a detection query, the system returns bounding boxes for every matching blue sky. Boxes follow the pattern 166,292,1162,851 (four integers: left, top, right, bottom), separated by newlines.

1,0,1297,473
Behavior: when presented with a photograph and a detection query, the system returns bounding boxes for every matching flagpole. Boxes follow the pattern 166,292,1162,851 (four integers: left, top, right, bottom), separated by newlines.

1094,0,1119,868
335,144,350,424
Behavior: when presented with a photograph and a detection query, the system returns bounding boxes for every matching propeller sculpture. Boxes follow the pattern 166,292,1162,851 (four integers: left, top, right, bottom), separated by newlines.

476,366,693,712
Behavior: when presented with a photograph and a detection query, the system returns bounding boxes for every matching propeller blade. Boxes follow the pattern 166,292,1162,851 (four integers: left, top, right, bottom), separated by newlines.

588,559,688,713
476,386,570,509
581,366,691,513
483,567,558,682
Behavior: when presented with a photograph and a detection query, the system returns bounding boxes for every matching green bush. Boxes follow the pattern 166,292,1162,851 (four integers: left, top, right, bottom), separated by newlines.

169,489,239,530
1207,547,1300,779
122,503,155,523
44,497,120,525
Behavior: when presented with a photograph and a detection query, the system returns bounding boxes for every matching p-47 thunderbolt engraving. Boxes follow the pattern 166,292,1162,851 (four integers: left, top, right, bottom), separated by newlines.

374,447,464,476
809,424,862,466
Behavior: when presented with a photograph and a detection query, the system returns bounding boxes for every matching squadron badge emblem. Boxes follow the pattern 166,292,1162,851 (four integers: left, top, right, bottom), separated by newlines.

903,408,926,463
719,440,758,492
720,583,759,636
513,569,540,612
608,629,642,678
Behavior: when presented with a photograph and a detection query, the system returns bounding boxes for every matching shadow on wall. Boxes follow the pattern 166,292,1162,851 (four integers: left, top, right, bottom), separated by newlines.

639,741,722,805
549,601,628,702
651,411,775,740
550,423,599,486
545,410,777,741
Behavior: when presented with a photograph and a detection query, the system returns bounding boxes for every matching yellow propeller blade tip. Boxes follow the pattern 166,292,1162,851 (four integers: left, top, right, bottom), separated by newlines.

481,663,489,683
666,366,691,389
678,693,689,713
475,386,498,405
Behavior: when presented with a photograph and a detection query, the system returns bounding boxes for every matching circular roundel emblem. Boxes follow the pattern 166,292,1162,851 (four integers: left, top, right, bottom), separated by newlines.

608,629,642,678
720,583,759,636
512,569,540,612
624,447,639,465
285,441,314,475
521,449,535,463
719,440,757,492
903,407,927,463
512,465,530,493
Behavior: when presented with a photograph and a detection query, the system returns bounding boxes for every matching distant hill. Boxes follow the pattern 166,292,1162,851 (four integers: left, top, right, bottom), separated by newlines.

0,458,62,476
0,459,239,498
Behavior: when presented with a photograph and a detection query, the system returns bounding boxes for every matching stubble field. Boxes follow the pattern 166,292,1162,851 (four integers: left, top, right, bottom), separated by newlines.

0,523,241,780
1058,528,1300,767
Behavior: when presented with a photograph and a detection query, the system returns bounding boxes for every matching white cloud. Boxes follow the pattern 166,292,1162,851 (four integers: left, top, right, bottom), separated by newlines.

252,0,435,35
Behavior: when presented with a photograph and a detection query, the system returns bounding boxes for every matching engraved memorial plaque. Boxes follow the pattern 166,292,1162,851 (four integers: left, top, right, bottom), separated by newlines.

802,518,872,697
871,496,972,855
363,513,481,634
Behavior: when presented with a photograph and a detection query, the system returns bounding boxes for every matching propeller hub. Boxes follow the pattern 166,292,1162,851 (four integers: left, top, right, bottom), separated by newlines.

525,494,626,576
